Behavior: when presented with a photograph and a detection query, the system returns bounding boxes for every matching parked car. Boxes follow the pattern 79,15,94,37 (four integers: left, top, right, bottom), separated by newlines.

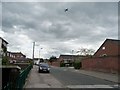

38,63,50,73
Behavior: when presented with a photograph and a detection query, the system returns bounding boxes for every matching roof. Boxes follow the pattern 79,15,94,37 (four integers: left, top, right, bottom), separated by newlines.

106,39,120,44
94,38,120,55
9,52,26,57
34,58,43,60
59,54,85,59
0,37,8,44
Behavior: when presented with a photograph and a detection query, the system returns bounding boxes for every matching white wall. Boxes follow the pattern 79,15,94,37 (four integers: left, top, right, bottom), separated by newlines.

0,39,2,65
2,41,7,47
0,39,2,50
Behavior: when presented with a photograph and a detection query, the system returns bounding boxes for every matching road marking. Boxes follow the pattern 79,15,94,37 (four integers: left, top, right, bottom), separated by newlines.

66,85,118,88
63,69,67,71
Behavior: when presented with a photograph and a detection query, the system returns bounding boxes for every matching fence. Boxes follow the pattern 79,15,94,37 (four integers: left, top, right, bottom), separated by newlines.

3,64,33,90
16,64,33,89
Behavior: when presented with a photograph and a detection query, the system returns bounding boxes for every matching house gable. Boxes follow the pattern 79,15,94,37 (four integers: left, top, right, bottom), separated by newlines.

94,39,120,57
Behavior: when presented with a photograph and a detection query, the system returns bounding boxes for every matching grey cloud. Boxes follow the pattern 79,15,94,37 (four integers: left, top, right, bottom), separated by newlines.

1,2,118,58
0,3,1,29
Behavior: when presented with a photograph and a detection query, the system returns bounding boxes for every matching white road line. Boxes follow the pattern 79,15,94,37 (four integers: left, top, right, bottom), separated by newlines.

66,85,118,88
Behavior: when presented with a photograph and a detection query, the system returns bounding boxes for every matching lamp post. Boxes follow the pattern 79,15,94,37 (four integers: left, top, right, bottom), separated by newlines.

72,50,74,62
32,42,35,60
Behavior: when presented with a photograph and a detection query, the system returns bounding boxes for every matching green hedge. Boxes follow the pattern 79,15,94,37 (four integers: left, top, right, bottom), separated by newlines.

60,63,65,67
2,56,9,65
73,61,81,69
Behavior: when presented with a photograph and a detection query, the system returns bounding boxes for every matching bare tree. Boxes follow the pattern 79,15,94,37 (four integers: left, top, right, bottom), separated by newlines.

76,48,95,56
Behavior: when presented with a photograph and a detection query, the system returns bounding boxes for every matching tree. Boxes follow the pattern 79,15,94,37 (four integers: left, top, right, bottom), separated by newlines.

76,48,95,56
40,58,44,63
2,55,9,65
49,56,57,65
2,44,9,65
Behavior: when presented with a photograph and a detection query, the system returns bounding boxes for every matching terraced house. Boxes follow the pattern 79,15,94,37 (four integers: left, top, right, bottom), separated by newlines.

59,55,86,67
7,52,26,63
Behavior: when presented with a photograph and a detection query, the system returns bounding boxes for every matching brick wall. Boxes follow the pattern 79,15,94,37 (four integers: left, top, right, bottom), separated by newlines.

52,62,60,67
82,56,119,74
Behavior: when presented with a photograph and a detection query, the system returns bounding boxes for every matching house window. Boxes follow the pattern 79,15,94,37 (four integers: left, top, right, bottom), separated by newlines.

102,47,105,50
102,54,107,57
7,53,9,56
100,54,107,57
64,60,67,63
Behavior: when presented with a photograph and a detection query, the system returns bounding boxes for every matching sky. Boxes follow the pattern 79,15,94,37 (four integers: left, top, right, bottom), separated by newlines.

1,1,118,59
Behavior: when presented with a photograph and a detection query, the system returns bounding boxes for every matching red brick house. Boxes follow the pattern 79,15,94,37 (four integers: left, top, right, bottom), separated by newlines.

82,39,120,74
94,39,120,57
58,54,86,66
7,52,26,63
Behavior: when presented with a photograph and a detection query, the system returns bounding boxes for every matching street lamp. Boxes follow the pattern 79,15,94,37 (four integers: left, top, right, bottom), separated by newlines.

72,50,74,62
32,42,35,60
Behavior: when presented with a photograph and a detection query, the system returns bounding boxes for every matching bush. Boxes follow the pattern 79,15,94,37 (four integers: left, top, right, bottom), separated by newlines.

2,56,9,65
73,61,81,69
60,63,65,67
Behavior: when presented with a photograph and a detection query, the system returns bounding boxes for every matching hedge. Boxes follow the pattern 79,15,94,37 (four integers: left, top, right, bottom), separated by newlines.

60,63,65,67
73,61,82,69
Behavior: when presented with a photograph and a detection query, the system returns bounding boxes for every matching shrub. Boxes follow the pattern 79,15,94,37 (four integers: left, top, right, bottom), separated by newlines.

60,63,65,67
2,56,9,65
73,61,81,69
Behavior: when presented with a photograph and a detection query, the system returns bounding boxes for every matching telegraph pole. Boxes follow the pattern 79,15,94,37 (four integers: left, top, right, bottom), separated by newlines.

32,42,35,60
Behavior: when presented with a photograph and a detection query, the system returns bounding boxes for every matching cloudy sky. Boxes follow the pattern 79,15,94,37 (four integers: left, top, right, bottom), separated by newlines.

1,1,118,59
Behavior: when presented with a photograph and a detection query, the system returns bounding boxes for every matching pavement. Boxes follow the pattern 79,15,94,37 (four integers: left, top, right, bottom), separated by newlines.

60,66,119,83
51,66,119,83
24,65,64,88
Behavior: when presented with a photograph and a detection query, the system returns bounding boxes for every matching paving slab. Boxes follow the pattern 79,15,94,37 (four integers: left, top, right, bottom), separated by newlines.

24,65,64,88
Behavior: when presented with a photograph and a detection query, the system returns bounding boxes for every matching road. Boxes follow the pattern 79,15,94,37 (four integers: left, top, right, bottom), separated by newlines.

50,66,116,85
24,65,118,89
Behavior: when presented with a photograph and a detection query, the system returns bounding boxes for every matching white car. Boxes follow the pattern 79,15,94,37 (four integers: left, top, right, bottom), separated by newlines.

34,60,40,65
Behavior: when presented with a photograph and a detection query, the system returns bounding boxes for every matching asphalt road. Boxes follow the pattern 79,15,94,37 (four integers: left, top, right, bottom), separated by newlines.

25,65,118,90
50,66,116,86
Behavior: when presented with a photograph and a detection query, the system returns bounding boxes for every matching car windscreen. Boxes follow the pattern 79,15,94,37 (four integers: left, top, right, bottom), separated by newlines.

40,64,49,67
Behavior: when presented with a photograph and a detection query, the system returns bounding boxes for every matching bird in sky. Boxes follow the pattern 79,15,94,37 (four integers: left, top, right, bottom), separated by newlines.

65,8,68,12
